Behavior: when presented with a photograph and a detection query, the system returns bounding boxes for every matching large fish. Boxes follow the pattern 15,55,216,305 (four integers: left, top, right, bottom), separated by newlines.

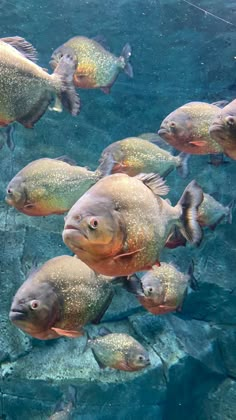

50,36,133,93
63,173,203,276
0,36,80,128
209,99,236,159
85,328,150,371
9,256,113,339
5,156,100,216
98,137,189,178
158,102,223,155
123,262,197,315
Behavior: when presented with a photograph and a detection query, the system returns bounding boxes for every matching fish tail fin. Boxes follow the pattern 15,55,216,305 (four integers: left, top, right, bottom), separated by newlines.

121,43,133,78
227,199,235,224
177,152,190,178
177,180,203,246
53,54,81,116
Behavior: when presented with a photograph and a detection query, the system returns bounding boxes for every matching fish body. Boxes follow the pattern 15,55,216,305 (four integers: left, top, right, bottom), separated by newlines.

9,255,113,339
197,193,234,229
51,36,133,92
87,329,150,371
158,102,223,155
63,173,203,276
209,99,236,159
124,263,194,315
5,157,100,216
98,137,189,178
0,36,80,128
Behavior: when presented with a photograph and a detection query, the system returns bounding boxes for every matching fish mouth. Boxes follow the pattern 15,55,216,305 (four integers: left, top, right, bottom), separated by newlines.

158,127,169,137
64,224,88,239
9,308,28,321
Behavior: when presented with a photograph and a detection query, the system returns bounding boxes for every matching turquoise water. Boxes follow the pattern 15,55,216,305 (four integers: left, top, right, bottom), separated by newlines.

1,0,236,419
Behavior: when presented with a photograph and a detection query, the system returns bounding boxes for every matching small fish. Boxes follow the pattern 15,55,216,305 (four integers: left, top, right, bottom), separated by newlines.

50,36,133,93
197,193,234,230
98,137,189,178
209,99,236,160
123,262,197,314
9,256,113,339
5,156,100,216
63,173,203,276
158,101,223,155
49,386,76,420
85,327,150,371
0,125,15,151
0,36,80,128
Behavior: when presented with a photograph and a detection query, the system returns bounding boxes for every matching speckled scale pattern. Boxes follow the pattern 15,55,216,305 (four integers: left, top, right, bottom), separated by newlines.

64,36,124,88
29,255,113,332
100,137,182,177
0,41,58,122
6,158,99,216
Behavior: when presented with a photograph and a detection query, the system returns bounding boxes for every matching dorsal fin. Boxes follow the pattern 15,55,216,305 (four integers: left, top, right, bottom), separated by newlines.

1,36,38,62
136,173,169,196
54,156,77,166
92,35,110,51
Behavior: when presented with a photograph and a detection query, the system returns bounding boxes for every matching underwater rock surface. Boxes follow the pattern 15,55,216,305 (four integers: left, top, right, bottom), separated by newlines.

0,0,236,418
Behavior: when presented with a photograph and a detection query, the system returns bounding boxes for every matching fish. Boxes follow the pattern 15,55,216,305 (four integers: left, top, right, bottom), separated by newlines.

98,137,189,178
209,99,236,159
0,36,80,128
158,101,224,155
63,172,203,276
5,156,101,216
122,262,197,315
197,193,234,230
84,327,150,371
138,132,175,152
50,36,133,93
0,125,15,151
164,226,187,249
49,385,76,420
9,255,113,339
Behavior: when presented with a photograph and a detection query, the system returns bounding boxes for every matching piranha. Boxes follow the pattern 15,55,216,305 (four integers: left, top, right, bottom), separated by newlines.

209,99,236,159
9,255,113,339
5,156,101,216
84,327,150,371
0,36,80,128
122,262,197,315
49,385,77,420
197,193,234,230
63,172,203,276
98,137,189,178
158,102,223,155
50,36,133,93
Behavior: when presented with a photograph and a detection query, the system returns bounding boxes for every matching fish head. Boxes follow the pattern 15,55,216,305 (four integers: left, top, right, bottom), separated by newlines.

209,111,236,146
50,44,77,70
126,345,150,370
5,175,27,209
158,109,193,148
9,279,60,338
63,197,125,258
141,271,164,299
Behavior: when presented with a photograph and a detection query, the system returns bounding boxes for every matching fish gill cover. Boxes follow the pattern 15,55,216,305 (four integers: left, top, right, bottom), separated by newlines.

0,0,236,419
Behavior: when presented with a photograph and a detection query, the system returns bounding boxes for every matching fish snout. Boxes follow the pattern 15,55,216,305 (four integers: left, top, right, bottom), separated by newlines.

9,303,28,322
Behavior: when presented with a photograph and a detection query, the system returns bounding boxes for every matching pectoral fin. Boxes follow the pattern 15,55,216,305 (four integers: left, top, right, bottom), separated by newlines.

189,140,208,147
51,327,83,338
113,248,145,260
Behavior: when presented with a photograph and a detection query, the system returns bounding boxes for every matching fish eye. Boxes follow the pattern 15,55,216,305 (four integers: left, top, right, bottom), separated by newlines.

226,116,235,126
148,287,153,293
7,188,12,194
170,121,176,128
89,217,99,230
30,300,40,310
138,355,145,361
